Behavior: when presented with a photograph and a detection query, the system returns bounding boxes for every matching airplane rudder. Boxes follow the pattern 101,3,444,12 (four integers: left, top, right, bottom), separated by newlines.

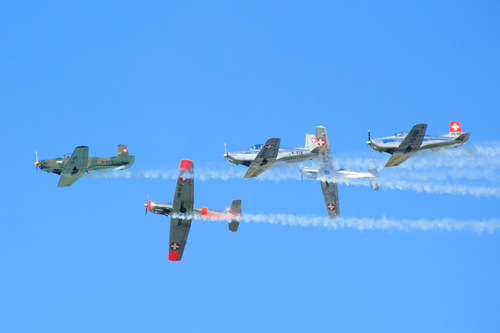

229,199,241,215
449,121,463,135
305,134,317,149
117,144,130,159
228,199,241,232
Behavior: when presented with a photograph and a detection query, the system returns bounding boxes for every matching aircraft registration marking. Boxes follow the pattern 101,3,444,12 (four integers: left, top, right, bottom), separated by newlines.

170,242,180,251
327,203,336,211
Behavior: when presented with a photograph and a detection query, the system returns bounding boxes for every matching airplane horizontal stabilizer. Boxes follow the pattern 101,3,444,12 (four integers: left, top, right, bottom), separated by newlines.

454,132,470,143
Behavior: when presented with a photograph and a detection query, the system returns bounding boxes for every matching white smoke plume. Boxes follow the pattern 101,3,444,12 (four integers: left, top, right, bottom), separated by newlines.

83,165,500,198
238,213,500,234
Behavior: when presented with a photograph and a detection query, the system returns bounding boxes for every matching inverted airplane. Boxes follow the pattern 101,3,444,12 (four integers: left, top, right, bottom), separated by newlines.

367,121,470,167
224,131,325,178
300,126,379,219
145,159,241,261
35,145,135,187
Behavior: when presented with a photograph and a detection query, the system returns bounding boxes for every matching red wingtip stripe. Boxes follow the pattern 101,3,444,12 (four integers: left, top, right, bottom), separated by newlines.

179,159,193,171
168,251,181,261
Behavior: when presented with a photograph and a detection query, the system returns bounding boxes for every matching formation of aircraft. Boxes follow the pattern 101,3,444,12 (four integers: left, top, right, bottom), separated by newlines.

34,121,471,260
224,132,324,178
144,159,241,261
367,121,470,167
35,145,135,187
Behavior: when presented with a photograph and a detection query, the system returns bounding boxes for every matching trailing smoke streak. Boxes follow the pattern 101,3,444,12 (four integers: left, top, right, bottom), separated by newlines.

164,212,500,234
378,177,500,198
228,214,500,234
384,168,500,183
83,166,500,198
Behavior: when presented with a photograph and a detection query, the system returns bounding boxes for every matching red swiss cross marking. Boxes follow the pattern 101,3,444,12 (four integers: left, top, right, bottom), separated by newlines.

327,203,336,211
123,148,128,153
179,172,189,182
311,137,317,143
170,242,180,251
264,144,275,149
317,138,325,146
450,122,460,132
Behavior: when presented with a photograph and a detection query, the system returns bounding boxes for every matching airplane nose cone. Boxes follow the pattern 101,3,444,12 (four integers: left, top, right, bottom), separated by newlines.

34,161,40,166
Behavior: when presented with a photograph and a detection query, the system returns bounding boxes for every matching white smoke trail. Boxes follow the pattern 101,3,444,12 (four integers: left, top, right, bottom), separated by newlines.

238,213,500,234
378,177,500,198
82,166,500,198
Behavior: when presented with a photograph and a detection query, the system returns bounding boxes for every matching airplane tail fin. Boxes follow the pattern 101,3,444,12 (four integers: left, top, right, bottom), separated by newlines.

228,199,241,232
117,144,130,160
367,159,379,190
449,121,463,136
305,134,317,150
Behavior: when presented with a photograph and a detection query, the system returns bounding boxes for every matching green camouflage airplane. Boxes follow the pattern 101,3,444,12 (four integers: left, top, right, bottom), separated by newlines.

35,145,135,187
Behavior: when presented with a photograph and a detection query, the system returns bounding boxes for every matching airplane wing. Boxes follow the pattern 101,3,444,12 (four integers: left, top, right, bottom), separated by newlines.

397,124,427,152
315,127,334,174
58,174,82,187
384,155,411,168
58,146,89,187
168,159,194,261
243,138,281,178
320,181,339,219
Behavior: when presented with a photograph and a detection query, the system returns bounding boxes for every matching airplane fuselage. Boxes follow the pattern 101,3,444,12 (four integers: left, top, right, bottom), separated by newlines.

226,146,319,166
37,156,135,175
147,200,238,220
368,133,470,155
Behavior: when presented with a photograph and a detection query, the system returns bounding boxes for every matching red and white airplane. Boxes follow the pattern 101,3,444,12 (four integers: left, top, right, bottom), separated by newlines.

145,159,241,261
367,121,471,167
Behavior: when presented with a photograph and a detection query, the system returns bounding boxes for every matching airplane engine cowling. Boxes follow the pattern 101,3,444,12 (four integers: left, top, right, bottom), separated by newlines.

148,201,171,216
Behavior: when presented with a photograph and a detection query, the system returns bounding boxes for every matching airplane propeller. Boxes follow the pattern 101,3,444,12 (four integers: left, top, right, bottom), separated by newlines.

366,130,371,145
224,143,228,159
144,195,149,216
35,151,40,171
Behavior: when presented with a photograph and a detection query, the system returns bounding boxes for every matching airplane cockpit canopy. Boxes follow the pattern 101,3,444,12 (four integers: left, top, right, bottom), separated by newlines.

62,154,70,158
394,131,407,138
250,144,263,150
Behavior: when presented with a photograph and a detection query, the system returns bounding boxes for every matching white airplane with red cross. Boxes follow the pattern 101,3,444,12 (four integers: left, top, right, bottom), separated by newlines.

224,130,325,178
367,121,471,167
144,159,241,261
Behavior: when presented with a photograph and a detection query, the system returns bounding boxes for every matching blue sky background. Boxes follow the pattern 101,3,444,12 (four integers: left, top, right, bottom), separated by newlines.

1,1,499,332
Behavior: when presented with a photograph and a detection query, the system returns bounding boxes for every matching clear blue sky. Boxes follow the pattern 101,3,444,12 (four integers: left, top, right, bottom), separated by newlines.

1,1,499,332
